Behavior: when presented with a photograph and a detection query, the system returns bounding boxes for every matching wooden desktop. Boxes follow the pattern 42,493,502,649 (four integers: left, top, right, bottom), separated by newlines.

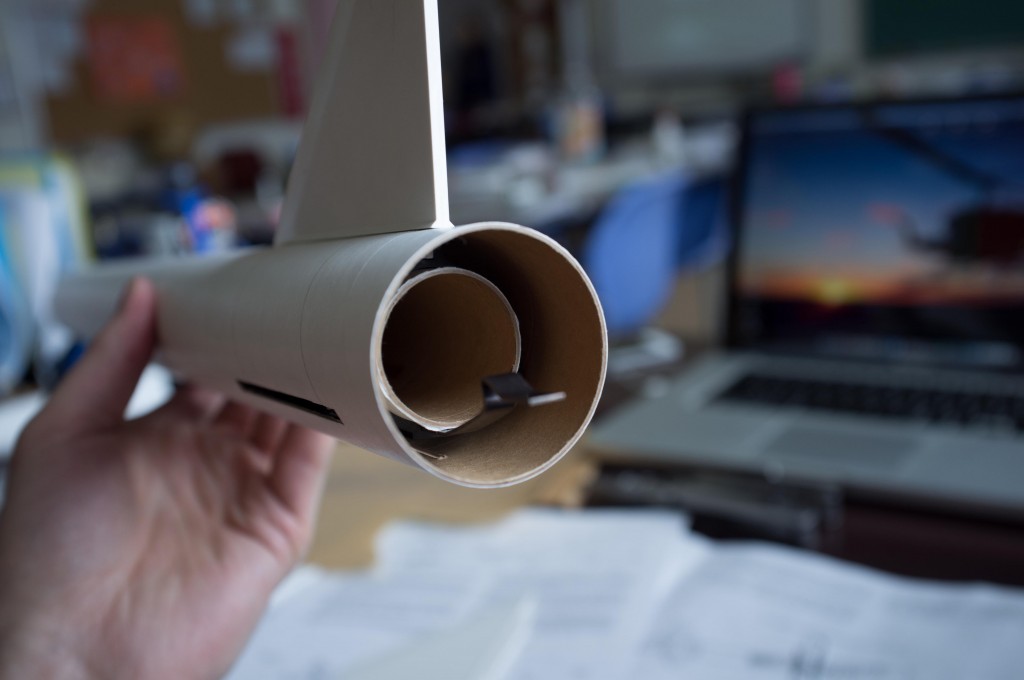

307,442,593,570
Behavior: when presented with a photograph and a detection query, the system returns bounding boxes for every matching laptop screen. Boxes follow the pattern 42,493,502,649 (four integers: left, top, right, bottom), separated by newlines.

731,95,1024,370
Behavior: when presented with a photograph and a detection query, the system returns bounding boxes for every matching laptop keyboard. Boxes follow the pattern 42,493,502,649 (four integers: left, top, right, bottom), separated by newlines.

717,374,1024,433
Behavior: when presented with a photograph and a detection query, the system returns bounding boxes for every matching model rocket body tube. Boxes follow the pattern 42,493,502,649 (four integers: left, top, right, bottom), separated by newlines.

56,223,608,488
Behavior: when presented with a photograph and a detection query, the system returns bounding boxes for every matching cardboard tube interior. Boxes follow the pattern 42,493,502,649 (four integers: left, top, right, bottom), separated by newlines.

389,229,607,486
379,268,521,432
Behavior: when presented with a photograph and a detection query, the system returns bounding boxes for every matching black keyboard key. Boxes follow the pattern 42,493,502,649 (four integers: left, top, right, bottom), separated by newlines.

716,374,1024,434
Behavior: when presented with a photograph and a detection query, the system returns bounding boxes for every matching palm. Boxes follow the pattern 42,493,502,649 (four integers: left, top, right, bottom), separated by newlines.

0,280,333,680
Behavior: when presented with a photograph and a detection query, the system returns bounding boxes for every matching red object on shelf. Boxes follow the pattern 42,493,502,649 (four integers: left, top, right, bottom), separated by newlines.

276,27,305,118
772,63,804,104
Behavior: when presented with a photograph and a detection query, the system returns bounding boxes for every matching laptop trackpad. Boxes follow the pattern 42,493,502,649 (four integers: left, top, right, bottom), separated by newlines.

765,425,916,471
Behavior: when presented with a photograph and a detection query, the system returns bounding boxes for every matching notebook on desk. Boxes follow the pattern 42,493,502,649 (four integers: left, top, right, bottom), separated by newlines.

591,93,1024,519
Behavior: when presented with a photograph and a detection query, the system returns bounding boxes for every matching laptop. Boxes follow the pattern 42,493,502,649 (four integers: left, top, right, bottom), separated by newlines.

590,94,1024,519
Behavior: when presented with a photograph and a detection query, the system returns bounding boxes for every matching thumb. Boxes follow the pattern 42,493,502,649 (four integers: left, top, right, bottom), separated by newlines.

44,277,158,433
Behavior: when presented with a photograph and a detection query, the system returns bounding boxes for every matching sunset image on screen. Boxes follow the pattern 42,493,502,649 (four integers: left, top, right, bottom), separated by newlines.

738,107,1024,309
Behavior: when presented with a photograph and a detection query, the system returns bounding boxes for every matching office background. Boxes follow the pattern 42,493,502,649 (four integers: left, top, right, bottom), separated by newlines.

2,2,1024,677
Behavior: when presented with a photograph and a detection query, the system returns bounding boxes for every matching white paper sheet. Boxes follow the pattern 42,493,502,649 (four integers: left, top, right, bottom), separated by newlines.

226,509,691,680
629,541,1024,680
222,510,1024,680
184,0,218,27
344,600,536,680
226,569,488,680
227,27,277,71
374,510,696,680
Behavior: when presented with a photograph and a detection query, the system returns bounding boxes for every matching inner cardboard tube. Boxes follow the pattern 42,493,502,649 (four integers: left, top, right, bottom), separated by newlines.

396,228,607,487
379,267,521,432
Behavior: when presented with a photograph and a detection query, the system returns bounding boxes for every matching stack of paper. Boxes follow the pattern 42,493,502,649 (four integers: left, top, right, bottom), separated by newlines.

227,510,692,680
628,540,1024,680
228,509,1024,680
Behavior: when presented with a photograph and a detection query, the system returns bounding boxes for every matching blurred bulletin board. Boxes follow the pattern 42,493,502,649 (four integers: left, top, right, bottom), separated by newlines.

867,0,1024,57
45,0,280,147
86,17,187,103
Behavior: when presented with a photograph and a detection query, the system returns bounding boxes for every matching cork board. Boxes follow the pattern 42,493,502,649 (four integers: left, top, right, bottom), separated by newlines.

45,0,280,149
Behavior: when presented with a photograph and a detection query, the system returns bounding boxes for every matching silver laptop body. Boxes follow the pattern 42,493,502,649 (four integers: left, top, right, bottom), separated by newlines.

592,95,1024,518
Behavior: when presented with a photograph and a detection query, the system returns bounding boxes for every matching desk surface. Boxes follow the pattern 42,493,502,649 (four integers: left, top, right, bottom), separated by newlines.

308,443,595,570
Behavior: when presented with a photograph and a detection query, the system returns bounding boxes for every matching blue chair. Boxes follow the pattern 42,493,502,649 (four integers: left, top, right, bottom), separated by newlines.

582,172,727,339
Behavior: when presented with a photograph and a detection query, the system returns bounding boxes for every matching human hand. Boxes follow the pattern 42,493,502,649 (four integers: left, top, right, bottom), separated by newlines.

0,279,334,679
